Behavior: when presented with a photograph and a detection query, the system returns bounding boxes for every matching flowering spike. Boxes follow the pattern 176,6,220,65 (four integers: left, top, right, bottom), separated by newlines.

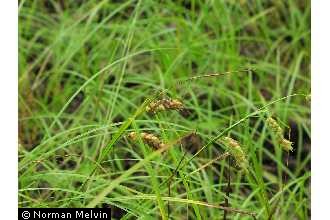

279,138,293,152
266,117,293,152
127,132,165,149
222,137,249,173
146,98,184,114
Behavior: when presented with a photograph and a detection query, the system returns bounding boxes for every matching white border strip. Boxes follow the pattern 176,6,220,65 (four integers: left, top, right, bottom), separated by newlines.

311,0,330,219
0,1,18,219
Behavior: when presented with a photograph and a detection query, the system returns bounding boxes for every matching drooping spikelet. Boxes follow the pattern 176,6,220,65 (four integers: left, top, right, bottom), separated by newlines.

127,132,165,149
146,98,184,114
222,137,249,173
266,117,293,152
266,117,283,138
279,138,293,152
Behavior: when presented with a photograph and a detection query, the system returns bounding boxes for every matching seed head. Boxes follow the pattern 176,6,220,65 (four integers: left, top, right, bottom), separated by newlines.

127,132,165,149
279,138,293,152
266,117,283,139
266,117,293,152
146,98,184,114
222,137,249,173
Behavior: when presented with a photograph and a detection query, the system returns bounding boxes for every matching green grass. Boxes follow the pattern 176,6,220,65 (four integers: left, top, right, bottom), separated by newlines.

19,0,310,219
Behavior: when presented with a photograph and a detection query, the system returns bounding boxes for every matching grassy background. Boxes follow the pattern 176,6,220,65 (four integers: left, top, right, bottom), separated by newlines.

18,0,310,219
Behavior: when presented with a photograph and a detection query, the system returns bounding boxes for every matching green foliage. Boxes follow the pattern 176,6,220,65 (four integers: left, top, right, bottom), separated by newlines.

19,0,310,219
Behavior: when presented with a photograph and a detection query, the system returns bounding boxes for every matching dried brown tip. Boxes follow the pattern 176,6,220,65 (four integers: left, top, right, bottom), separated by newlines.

266,117,293,152
127,132,165,149
146,98,184,114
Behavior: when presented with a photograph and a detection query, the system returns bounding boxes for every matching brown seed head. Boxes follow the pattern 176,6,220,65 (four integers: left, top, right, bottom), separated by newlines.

127,132,165,149
146,98,184,114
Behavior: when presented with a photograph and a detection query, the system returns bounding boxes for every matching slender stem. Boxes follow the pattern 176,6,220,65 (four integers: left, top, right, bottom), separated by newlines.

224,157,231,220
167,179,171,219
